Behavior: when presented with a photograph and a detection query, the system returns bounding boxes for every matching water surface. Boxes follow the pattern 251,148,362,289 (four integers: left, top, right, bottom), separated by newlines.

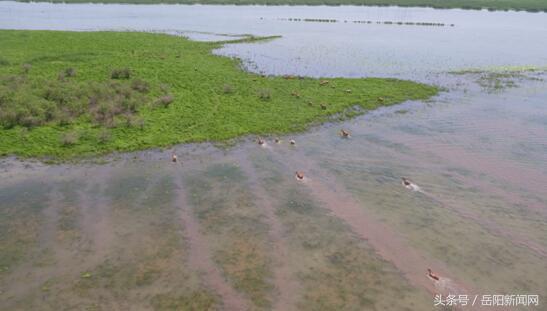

1,1,547,79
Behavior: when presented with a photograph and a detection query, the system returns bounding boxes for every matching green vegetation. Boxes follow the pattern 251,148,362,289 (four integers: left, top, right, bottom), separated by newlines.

450,67,546,92
0,30,437,159
0,73,165,129
17,0,547,12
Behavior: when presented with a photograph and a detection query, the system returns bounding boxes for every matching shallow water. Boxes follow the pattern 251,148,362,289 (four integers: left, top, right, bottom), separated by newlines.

1,2,547,310
1,73,545,309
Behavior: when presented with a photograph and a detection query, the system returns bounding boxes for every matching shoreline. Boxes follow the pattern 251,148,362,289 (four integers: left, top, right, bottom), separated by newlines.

12,1,547,13
0,30,438,160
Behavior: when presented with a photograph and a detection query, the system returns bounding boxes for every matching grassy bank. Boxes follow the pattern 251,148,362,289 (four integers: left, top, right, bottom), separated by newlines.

0,30,437,159
16,0,547,13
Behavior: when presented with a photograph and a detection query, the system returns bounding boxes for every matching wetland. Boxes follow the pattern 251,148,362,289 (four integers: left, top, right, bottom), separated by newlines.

1,2,546,310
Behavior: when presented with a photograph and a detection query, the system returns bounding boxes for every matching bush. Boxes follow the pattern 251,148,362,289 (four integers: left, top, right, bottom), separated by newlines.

156,95,174,107
56,111,74,126
93,101,116,126
131,79,150,93
0,110,17,129
0,72,170,130
59,68,76,81
64,68,76,77
61,131,79,146
111,68,131,79
127,115,145,129
19,115,41,128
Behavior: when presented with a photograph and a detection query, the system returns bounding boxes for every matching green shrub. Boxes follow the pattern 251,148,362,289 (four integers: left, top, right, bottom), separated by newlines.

58,68,76,81
0,72,168,129
64,67,76,77
156,95,174,107
131,78,150,93
111,68,131,79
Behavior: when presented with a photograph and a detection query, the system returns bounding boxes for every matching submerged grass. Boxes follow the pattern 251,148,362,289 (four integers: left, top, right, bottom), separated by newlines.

71,172,220,310
185,163,274,308
0,30,437,159
249,153,432,310
314,152,547,302
450,67,546,92
0,168,222,310
0,181,51,273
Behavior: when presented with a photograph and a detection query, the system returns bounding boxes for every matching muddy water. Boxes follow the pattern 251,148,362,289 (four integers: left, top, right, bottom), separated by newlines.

171,166,250,311
1,72,545,310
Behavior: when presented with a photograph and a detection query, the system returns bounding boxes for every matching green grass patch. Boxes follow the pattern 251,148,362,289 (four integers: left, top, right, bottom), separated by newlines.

0,30,437,159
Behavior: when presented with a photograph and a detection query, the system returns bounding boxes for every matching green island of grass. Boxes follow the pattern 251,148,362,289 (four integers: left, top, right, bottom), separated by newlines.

0,30,437,159
16,0,547,13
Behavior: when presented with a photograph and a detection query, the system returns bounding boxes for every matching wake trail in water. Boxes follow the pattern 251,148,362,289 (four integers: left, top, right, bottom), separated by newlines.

416,187,547,259
171,165,249,311
265,146,473,297
235,149,301,311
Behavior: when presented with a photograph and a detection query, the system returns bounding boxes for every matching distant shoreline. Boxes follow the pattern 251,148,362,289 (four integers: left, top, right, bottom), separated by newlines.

13,0,547,13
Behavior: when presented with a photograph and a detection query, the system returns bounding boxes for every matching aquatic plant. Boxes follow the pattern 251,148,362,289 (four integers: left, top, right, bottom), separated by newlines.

353,19,449,27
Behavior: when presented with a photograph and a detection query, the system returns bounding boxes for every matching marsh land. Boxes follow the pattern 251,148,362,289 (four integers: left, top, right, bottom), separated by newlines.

0,30,436,159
